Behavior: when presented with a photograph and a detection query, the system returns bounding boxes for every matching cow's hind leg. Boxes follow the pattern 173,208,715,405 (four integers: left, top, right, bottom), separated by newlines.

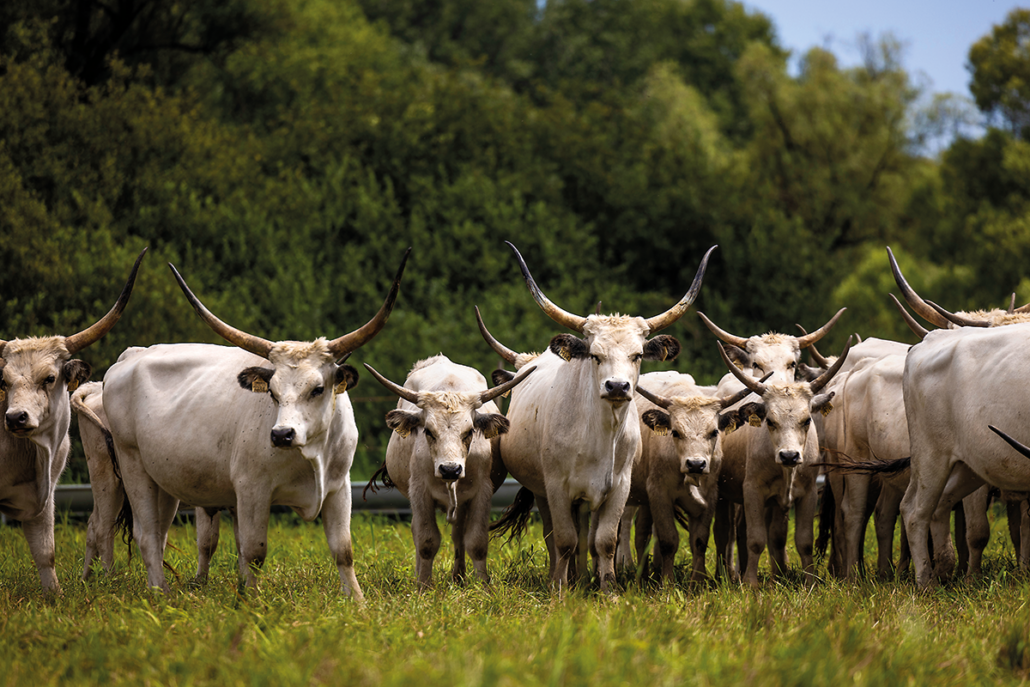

961,485,991,580
450,502,469,584
194,507,221,585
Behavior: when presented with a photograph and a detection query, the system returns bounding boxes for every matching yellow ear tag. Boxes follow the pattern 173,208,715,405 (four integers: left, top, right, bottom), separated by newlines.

821,402,834,417
252,379,268,394
653,426,669,437
724,422,736,435
395,427,410,439
748,414,762,428
334,380,348,394
502,389,512,399
558,347,572,362
66,380,80,393
0,389,5,404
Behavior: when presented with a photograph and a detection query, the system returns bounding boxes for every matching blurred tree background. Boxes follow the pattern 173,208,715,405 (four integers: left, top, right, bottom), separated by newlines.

1,0,1025,480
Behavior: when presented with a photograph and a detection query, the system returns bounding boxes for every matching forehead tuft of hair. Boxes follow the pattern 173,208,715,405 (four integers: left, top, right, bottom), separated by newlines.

269,338,333,366
766,382,811,400
514,352,541,370
989,312,1030,327
2,336,70,360
417,390,482,413
582,314,648,335
667,395,723,412
749,333,799,351
410,354,451,375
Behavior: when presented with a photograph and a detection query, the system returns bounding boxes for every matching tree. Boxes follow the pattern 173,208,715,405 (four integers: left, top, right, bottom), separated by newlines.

969,8,1030,138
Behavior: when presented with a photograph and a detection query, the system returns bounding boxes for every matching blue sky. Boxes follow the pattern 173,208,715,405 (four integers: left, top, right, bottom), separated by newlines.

743,0,1022,98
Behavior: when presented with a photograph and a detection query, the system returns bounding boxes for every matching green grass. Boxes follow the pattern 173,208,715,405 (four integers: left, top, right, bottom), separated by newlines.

3,509,1030,687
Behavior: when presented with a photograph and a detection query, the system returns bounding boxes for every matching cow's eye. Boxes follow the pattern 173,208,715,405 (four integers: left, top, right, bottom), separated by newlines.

787,361,796,369
709,430,719,440
44,375,56,385
424,429,436,442
765,420,777,431
311,386,324,398
632,353,642,363
670,429,681,439
801,418,812,429
752,363,762,371
462,431,473,444
590,354,601,365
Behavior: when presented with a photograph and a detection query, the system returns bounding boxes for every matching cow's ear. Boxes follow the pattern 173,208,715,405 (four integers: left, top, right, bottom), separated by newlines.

724,345,749,369
385,409,421,438
718,410,738,434
738,401,766,427
549,333,589,361
474,412,510,439
335,364,359,393
238,366,275,393
62,360,92,392
811,391,835,417
642,409,672,436
491,369,515,386
643,335,681,362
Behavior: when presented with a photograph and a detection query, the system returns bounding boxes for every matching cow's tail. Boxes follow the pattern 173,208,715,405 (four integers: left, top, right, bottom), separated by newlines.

362,461,395,501
673,505,690,530
816,474,835,560
816,456,912,475
490,486,535,543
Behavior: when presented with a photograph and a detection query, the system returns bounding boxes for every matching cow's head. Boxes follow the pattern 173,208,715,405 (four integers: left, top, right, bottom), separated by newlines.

490,241,715,405
698,308,845,383
170,248,409,457
718,337,850,468
365,363,535,481
1,248,145,439
637,380,758,481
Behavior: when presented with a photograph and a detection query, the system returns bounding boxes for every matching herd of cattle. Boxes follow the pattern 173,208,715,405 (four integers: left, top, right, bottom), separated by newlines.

3,243,1030,598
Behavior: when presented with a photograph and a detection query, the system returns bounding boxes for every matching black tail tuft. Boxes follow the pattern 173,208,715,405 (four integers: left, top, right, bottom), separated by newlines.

490,486,535,544
362,461,395,502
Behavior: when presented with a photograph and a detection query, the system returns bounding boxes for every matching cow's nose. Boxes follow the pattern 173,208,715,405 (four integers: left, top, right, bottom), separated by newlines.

685,458,707,474
439,464,462,481
604,380,631,397
270,427,295,448
5,410,28,430
779,450,800,467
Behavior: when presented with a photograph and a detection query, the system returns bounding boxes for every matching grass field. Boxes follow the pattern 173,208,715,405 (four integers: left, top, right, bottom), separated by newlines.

3,509,1030,687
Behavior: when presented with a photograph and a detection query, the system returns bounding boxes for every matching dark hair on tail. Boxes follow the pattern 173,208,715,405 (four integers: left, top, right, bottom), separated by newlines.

490,486,535,544
816,476,835,561
815,456,912,475
362,461,395,502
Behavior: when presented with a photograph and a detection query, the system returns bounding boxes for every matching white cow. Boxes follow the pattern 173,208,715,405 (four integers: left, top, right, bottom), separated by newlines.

363,356,534,588
627,372,755,584
0,249,144,592
102,250,409,595
714,338,850,587
484,243,715,592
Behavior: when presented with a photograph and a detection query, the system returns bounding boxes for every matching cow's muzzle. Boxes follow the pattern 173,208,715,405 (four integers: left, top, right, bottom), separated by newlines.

602,380,632,402
438,463,463,481
778,450,801,467
271,427,295,448
5,410,33,435
684,458,708,474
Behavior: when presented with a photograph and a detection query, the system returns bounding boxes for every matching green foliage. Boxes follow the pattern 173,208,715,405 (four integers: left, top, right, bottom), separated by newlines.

969,8,1030,137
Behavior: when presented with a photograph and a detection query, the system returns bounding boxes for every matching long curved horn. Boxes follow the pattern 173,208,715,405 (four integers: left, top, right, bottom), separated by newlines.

327,247,411,358
989,425,1030,461
635,385,671,410
362,363,419,404
1016,301,1030,314
796,325,831,368
720,372,773,408
809,336,853,394
926,300,989,328
169,263,274,359
698,312,749,349
717,343,767,395
64,248,147,355
506,241,586,333
1010,293,1017,315
795,308,846,349
887,247,952,329
888,294,928,340
480,365,536,404
475,306,518,365
645,245,718,333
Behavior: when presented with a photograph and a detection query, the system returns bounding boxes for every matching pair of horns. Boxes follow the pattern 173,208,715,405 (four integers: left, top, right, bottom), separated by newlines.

699,308,845,351
170,248,410,360
363,363,536,406
887,247,1030,339
507,241,717,334
718,337,852,396
0,248,147,355
637,372,773,411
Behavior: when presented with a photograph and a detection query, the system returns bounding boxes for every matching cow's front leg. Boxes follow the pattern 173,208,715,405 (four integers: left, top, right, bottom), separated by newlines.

592,478,630,593
767,502,790,580
793,486,817,584
962,485,991,580
874,486,903,580
462,479,493,586
713,496,736,581
543,484,577,592
410,485,441,590
234,497,272,591
321,482,363,600
648,495,680,586
842,472,871,578
742,485,768,588
22,504,59,594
